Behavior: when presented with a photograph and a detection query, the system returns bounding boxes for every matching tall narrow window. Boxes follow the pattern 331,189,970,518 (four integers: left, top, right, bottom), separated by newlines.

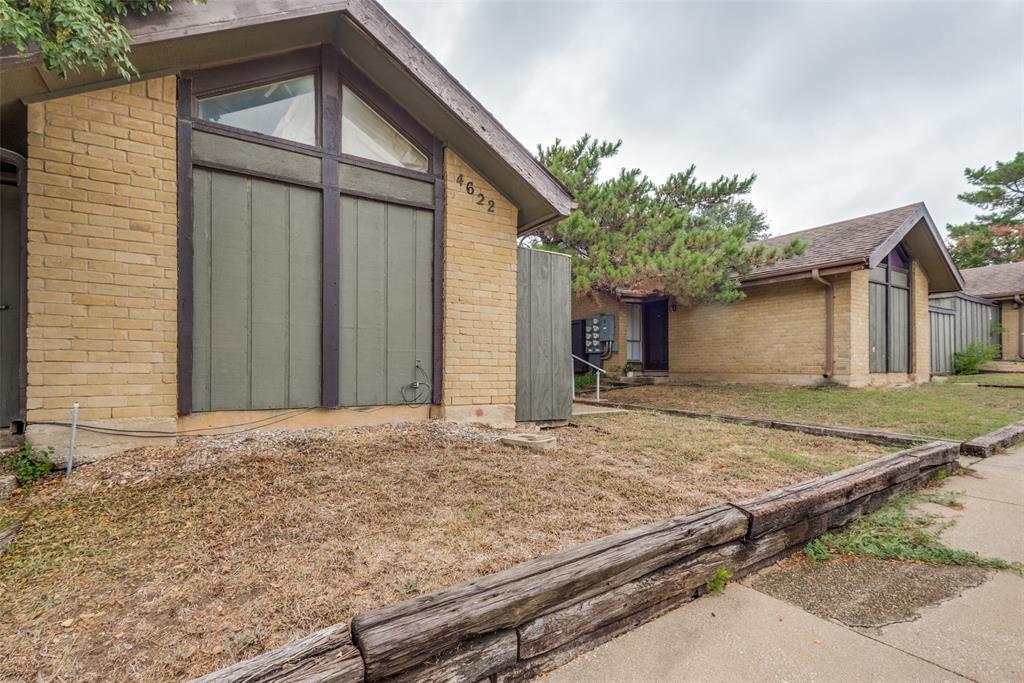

626,303,643,363
197,75,316,145
341,85,428,172
868,246,911,373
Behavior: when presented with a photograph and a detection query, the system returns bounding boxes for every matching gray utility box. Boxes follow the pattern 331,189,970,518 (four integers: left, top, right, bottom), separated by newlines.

584,314,616,367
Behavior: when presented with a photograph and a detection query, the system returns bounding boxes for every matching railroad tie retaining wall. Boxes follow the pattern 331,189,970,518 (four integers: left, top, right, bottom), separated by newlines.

961,423,1024,458
573,399,929,448
193,440,959,683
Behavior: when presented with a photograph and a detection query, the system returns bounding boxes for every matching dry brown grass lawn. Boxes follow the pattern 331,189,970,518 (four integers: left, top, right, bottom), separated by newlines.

0,412,885,682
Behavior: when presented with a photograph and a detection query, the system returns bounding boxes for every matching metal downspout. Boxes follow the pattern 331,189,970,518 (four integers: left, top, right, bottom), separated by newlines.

811,269,834,378
1016,295,1024,360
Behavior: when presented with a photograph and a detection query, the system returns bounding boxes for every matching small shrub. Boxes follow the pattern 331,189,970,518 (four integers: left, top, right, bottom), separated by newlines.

953,341,1000,375
574,370,597,393
704,567,732,593
623,362,635,374
3,442,53,486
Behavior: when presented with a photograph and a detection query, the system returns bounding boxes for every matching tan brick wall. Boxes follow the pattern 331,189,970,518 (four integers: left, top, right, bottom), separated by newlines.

571,292,629,372
442,150,518,414
667,276,847,385
911,261,930,381
843,262,930,387
25,77,177,423
1001,300,1022,360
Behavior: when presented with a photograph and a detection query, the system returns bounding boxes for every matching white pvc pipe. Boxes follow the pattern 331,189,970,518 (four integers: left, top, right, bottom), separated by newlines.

65,402,78,476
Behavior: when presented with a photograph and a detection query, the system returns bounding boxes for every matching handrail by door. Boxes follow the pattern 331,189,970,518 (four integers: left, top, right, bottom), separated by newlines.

571,353,607,402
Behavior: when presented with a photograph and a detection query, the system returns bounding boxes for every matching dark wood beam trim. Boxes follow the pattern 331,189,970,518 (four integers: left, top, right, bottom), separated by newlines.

191,159,324,191
432,140,446,405
336,50,434,162
337,152,434,182
1,148,29,426
176,74,195,416
321,45,342,408
190,47,321,97
339,187,433,211
191,120,324,158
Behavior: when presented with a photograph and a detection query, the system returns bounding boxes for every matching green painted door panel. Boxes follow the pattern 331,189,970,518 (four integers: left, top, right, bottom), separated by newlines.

869,281,887,373
339,196,433,406
192,168,322,411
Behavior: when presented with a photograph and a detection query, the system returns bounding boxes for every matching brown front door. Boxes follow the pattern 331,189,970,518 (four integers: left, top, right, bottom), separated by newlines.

642,299,669,371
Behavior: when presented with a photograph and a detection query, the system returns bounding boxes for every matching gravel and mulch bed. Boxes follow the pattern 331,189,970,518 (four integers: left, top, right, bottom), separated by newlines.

0,412,886,682
587,382,1024,442
747,555,990,628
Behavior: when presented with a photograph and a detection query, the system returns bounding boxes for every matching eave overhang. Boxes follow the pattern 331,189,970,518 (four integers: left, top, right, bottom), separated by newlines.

0,0,572,231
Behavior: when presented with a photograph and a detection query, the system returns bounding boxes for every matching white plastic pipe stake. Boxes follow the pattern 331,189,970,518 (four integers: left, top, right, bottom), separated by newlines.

66,402,79,476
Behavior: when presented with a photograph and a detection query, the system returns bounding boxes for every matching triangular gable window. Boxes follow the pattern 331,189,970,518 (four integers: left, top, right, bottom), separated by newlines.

341,86,428,172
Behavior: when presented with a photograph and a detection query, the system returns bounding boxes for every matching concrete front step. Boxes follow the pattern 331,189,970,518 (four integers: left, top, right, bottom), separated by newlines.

571,403,628,417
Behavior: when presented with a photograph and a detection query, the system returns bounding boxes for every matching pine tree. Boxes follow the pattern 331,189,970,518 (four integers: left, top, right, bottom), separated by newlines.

947,152,1024,268
534,135,803,304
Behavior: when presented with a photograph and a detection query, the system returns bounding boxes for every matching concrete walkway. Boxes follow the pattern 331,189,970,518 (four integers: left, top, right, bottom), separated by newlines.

547,445,1024,683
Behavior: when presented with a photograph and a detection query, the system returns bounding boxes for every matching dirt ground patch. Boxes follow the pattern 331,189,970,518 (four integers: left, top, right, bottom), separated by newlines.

748,554,990,627
592,383,1024,441
0,412,885,682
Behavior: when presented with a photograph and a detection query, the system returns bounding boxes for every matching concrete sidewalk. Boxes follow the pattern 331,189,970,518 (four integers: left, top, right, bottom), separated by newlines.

546,445,1024,683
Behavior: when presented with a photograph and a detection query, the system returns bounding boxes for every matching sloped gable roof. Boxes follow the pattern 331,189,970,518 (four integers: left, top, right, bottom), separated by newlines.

747,202,963,293
960,261,1024,300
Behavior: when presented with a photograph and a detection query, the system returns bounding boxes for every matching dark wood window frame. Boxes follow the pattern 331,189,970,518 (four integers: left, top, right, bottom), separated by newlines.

177,46,446,414
870,245,912,374
0,148,28,429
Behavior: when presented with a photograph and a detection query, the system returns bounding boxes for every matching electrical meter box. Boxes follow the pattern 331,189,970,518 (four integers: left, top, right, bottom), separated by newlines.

584,314,616,360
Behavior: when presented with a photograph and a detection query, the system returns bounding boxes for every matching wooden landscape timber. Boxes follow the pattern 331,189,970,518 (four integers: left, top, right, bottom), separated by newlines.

196,439,960,683
573,398,929,447
733,441,959,538
961,423,1024,458
189,623,363,683
352,505,749,679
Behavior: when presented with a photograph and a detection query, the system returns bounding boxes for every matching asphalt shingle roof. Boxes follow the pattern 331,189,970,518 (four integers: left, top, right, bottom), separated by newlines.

747,203,924,280
960,261,1024,299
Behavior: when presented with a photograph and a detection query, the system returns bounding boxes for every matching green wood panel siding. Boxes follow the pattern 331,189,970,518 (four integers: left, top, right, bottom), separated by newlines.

0,185,20,426
338,163,434,206
516,248,573,422
193,130,321,184
890,287,910,373
192,168,322,411
930,308,956,375
339,196,433,406
869,281,887,373
928,293,1000,375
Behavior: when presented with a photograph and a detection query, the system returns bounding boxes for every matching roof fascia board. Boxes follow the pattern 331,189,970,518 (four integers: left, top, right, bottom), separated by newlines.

341,0,572,218
740,256,867,284
740,262,864,289
0,1,350,68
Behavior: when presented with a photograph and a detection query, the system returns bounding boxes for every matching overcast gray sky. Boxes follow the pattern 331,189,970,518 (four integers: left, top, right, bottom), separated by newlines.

384,0,1023,238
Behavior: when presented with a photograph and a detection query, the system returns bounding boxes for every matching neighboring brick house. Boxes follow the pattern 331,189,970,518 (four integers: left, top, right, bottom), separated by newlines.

573,203,964,387
960,261,1024,361
0,0,572,458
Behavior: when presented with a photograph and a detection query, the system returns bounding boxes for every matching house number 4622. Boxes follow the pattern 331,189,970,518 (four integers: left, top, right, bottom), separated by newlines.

455,174,495,213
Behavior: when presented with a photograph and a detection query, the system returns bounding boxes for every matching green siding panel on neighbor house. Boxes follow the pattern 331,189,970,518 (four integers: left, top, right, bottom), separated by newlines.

516,248,572,422
869,282,887,373
928,293,1000,374
339,196,433,406
192,168,322,411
